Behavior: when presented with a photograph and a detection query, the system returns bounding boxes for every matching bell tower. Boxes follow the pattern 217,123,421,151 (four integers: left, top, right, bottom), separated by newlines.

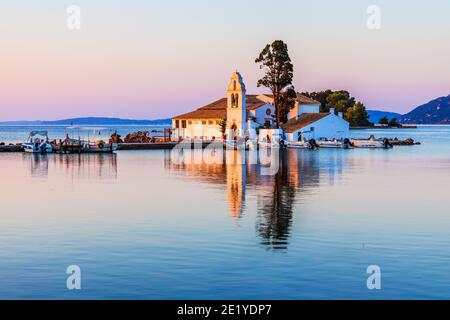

226,71,247,139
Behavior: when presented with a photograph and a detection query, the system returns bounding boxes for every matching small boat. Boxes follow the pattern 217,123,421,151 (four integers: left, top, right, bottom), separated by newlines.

317,138,353,149
225,140,246,150
284,139,321,150
246,140,258,150
258,135,281,149
351,135,393,149
284,141,309,149
22,131,53,153
258,141,280,149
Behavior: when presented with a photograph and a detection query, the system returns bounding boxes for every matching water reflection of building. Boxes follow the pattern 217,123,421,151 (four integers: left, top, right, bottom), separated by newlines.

226,151,246,218
23,153,117,180
165,147,347,250
164,149,247,219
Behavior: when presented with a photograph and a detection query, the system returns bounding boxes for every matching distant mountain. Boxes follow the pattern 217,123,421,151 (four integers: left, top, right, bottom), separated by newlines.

367,110,403,123
400,95,450,124
0,117,171,126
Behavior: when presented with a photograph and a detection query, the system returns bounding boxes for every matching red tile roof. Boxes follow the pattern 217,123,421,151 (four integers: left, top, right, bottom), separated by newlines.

173,95,268,120
172,98,227,120
297,93,320,105
281,113,330,133
247,101,267,111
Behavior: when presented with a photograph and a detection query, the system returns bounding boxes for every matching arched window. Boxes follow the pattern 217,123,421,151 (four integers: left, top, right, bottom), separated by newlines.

235,94,239,108
233,80,236,91
231,94,235,107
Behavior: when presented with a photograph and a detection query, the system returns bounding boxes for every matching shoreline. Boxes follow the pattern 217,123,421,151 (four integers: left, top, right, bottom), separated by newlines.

350,125,418,129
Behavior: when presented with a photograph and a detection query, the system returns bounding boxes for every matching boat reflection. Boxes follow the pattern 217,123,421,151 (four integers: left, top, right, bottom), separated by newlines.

23,153,49,178
165,148,348,250
22,153,118,180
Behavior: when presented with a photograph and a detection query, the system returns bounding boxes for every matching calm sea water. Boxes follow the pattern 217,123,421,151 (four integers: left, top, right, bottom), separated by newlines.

0,126,450,299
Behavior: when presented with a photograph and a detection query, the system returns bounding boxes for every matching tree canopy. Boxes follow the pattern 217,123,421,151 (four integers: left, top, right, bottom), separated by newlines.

388,118,400,127
345,102,372,127
303,90,373,127
256,40,296,126
303,90,355,113
379,116,389,125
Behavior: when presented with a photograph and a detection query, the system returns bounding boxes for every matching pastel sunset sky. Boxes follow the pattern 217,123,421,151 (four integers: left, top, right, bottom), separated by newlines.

1,0,449,120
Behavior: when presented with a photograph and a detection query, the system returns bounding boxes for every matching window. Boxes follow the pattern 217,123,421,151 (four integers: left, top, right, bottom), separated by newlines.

233,80,236,91
181,120,187,128
235,94,239,108
175,120,180,128
202,121,207,125
208,120,214,125
231,94,235,107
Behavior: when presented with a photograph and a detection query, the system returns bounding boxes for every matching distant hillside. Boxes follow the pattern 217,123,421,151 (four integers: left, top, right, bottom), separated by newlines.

400,95,450,124
367,110,403,123
0,117,171,126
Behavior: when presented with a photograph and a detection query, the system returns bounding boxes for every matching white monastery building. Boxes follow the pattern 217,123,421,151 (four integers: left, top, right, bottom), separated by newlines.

171,72,349,142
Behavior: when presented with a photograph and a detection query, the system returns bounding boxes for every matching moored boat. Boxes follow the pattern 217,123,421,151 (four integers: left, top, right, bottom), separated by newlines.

258,141,280,149
351,135,393,149
246,140,258,150
22,131,53,153
317,138,353,149
284,141,309,149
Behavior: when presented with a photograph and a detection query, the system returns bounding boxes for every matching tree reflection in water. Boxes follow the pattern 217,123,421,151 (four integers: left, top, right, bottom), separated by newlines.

166,147,345,251
256,151,296,250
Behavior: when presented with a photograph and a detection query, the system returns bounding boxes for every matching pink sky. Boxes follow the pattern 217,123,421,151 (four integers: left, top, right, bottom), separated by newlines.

1,0,449,120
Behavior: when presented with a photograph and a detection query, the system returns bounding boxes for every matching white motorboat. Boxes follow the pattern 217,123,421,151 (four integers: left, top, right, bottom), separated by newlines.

284,141,310,149
259,141,280,149
225,140,237,149
225,139,247,150
246,140,258,150
317,139,353,149
351,135,393,149
22,131,53,153
258,135,281,149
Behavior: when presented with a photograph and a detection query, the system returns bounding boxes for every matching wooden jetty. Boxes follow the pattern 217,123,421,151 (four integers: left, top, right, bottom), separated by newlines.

116,142,214,150
52,144,84,153
0,144,23,152
117,142,178,150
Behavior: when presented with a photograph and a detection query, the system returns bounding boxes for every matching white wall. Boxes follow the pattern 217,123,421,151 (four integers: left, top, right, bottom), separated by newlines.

299,104,320,115
172,123,222,141
285,114,349,141
251,104,274,125
288,103,321,120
